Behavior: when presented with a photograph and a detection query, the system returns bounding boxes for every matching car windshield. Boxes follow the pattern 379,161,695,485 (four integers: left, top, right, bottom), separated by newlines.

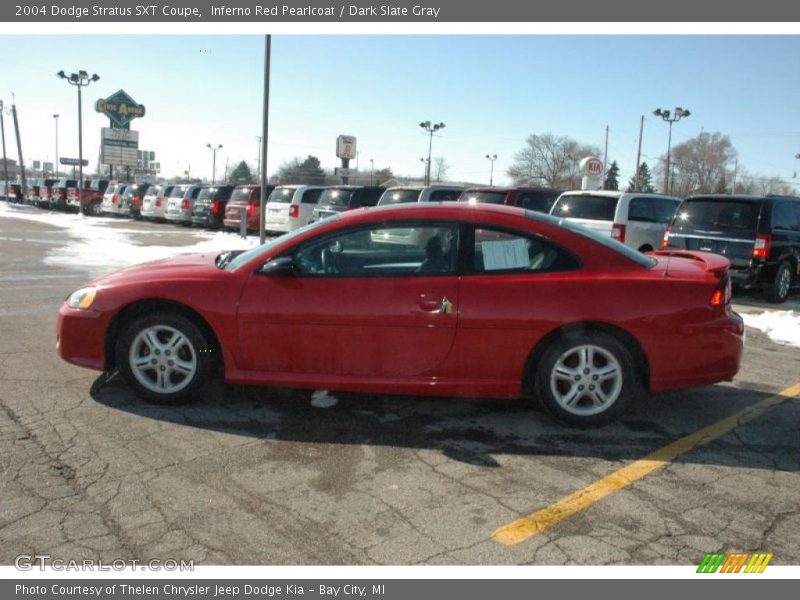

673,199,762,234
461,191,507,204
525,210,656,268
550,194,619,221
379,189,422,205
268,188,294,203
223,215,341,271
319,188,355,207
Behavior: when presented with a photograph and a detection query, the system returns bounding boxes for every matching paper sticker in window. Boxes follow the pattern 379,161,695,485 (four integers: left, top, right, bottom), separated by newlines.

481,238,530,270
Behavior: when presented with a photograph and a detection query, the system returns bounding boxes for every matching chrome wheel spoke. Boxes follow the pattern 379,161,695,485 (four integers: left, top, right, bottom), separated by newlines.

144,329,162,352
166,332,186,352
172,357,194,375
554,365,578,381
562,385,582,407
594,365,618,382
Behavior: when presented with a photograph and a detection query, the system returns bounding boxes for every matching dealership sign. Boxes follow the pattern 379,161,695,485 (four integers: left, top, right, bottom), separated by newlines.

580,156,604,176
95,90,146,128
336,135,357,160
100,128,139,167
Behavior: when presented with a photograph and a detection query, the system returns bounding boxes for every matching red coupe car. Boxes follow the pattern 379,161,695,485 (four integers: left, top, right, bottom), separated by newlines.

56,203,744,426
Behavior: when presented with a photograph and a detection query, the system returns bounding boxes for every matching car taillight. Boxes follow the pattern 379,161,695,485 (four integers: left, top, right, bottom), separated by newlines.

289,205,300,218
611,223,626,243
212,200,219,214
710,273,732,307
156,198,162,207
662,226,672,248
182,199,190,210
753,234,771,260
113,194,119,204
59,189,66,198
133,196,140,207
247,202,257,217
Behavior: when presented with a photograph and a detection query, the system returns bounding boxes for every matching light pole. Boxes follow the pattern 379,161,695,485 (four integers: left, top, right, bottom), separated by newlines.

486,153,497,186
206,143,222,184
57,70,99,215
53,114,59,177
0,101,9,198
369,158,374,186
653,107,690,195
420,157,429,182
419,120,445,186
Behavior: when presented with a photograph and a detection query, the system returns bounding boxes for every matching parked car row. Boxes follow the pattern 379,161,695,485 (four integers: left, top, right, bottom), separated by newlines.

4,177,798,303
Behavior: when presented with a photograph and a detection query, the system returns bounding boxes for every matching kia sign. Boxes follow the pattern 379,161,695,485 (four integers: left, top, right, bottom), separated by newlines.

580,156,604,176
336,135,357,160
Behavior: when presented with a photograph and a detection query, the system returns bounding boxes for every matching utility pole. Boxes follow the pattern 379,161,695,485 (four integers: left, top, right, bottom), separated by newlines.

256,136,262,180
602,125,609,189
634,115,644,191
11,97,26,194
369,158,374,186
486,153,497,186
0,101,9,197
53,114,59,178
731,158,738,194
259,34,271,245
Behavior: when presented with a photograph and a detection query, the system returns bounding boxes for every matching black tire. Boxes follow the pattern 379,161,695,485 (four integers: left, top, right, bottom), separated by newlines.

765,261,793,304
115,312,214,404
88,201,103,217
533,331,640,427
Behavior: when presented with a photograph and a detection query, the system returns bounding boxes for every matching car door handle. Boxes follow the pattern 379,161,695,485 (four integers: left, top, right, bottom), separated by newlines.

418,295,454,314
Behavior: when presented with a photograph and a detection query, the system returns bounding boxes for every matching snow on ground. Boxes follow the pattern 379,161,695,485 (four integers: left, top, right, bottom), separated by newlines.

0,202,260,273
743,310,800,348
310,390,339,408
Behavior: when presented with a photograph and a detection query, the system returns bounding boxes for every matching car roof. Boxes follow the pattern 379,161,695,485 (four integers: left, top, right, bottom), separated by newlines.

339,200,528,222
686,194,800,203
462,187,510,193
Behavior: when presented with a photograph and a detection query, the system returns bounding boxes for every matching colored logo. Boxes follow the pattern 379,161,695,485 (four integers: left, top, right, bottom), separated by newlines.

95,89,146,129
697,552,773,573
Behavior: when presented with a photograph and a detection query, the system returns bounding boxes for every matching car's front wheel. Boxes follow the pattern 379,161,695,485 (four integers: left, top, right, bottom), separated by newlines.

534,331,639,427
766,261,793,303
88,201,103,217
115,312,213,404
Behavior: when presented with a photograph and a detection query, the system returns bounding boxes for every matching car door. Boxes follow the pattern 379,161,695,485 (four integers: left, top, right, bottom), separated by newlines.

236,221,460,378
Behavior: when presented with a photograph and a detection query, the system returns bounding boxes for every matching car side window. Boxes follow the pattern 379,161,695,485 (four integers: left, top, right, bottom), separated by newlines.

655,199,680,223
516,192,558,213
773,201,800,231
429,189,460,202
471,227,580,274
293,223,459,277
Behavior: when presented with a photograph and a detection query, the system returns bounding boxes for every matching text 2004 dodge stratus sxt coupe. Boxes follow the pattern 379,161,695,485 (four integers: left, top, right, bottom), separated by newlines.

57,203,744,426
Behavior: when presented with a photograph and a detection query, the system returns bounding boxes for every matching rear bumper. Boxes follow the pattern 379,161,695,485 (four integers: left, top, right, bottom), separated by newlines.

56,304,110,371
729,264,763,288
649,311,745,393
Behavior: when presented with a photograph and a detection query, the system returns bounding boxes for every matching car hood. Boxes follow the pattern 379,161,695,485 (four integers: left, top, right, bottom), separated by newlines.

90,252,224,287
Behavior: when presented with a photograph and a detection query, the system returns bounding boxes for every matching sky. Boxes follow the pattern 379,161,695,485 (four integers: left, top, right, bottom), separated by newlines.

1,35,799,190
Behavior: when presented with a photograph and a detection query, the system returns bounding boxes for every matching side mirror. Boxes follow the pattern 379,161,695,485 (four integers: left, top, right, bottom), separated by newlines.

260,256,296,276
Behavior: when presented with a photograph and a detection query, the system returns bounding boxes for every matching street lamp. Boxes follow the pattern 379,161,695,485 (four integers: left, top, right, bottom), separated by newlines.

57,69,99,215
486,153,498,186
419,120,445,186
653,106,690,195
0,100,9,198
53,114,59,177
206,143,223,184
369,158,374,186
420,157,429,182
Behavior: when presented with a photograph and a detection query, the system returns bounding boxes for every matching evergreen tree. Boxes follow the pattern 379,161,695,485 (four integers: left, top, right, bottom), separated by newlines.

627,162,655,192
228,161,254,184
604,160,620,191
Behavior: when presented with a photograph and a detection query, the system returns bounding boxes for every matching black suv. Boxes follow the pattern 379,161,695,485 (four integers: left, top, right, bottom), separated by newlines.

311,186,387,222
664,194,800,302
191,185,236,228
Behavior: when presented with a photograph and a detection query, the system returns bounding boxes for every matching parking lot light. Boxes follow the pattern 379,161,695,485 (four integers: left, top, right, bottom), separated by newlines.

653,106,690,195
486,153,498,186
206,143,223,185
57,70,100,215
419,120,445,186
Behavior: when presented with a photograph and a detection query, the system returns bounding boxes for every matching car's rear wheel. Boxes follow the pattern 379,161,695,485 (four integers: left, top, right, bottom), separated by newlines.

766,261,793,303
115,312,212,404
88,201,103,217
534,331,639,427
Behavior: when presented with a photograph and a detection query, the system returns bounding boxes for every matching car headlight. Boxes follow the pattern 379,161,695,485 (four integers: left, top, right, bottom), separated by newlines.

67,287,97,310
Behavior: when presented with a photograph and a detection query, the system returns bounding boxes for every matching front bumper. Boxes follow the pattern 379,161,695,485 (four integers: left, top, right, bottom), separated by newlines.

56,304,110,371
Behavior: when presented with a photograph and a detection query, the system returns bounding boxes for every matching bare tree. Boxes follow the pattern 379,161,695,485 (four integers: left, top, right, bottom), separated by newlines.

734,171,797,196
432,157,450,182
658,132,736,196
508,133,600,188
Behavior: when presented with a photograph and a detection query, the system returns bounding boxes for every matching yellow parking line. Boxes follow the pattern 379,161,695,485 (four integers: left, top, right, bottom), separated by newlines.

492,381,800,546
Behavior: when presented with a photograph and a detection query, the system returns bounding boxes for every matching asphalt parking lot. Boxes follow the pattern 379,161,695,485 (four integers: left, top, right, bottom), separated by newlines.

1,207,799,566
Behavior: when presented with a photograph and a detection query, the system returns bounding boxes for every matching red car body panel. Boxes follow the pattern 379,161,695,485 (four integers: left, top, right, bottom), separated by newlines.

56,204,744,399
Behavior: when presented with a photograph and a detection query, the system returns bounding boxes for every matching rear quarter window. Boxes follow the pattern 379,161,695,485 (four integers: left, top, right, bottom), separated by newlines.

772,201,800,231
551,194,619,221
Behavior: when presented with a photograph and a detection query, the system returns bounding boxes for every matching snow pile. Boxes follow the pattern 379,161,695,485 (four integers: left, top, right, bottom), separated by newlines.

310,390,339,408
743,310,800,348
0,201,260,273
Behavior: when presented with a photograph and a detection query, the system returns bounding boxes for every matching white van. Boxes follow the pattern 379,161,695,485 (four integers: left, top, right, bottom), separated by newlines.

377,185,465,205
549,191,681,252
264,185,325,233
